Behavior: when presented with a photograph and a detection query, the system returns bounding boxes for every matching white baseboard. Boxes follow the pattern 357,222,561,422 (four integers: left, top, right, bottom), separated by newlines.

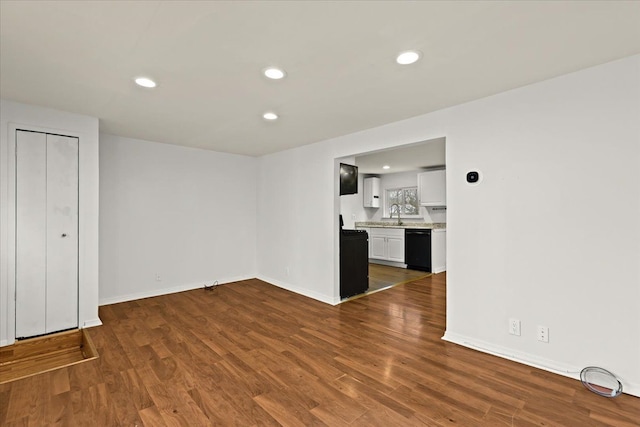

257,275,340,305
99,275,253,306
0,339,7,347
443,331,640,398
82,318,103,328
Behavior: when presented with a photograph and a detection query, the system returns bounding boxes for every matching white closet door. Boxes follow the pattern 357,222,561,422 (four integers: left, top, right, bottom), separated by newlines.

15,131,79,338
15,131,48,337
45,134,79,333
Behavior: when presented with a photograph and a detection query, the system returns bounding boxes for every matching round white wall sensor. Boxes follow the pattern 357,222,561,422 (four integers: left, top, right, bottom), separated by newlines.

466,170,482,185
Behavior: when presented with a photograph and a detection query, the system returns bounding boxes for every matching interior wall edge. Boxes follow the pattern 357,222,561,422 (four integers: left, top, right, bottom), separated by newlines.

256,275,340,306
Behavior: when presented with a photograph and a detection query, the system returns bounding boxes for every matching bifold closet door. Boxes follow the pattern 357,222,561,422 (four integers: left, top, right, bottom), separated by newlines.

15,130,79,338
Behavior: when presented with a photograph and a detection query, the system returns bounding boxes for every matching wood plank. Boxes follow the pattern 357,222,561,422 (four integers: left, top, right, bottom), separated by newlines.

0,329,81,363
1,275,638,426
368,263,430,292
0,329,98,384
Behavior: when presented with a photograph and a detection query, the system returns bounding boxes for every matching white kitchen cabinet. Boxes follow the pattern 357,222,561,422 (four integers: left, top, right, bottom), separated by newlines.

418,169,446,206
370,234,386,258
368,228,405,265
386,234,405,263
363,177,381,208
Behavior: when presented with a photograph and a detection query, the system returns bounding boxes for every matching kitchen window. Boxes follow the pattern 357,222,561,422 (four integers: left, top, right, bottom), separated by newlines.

386,187,420,218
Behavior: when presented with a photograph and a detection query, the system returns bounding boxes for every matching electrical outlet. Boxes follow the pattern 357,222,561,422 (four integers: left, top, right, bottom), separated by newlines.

537,326,549,343
509,318,521,336
155,273,161,282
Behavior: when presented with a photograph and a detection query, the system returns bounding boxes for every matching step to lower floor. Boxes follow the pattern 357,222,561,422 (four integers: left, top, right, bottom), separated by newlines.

0,328,98,384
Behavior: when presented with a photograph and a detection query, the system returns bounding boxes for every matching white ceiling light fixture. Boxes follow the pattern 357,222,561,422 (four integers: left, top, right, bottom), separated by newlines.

263,67,286,80
134,77,157,88
382,165,391,170
263,112,278,121
396,50,421,65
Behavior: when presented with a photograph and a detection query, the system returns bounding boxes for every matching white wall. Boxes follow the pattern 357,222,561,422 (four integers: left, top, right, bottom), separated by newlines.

257,142,342,303
444,55,640,395
256,55,640,395
0,99,100,346
99,134,257,304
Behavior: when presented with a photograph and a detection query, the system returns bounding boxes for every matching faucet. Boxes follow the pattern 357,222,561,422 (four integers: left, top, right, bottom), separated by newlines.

390,203,403,226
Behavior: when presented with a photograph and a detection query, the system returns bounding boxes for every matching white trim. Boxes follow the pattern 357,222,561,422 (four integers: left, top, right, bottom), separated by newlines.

4,124,16,346
82,318,103,328
257,275,340,306
5,123,90,346
0,340,7,347
98,275,253,306
442,331,640,398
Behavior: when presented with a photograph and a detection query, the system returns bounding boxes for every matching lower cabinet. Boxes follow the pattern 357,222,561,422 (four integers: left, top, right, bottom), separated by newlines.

368,228,405,264
356,226,445,272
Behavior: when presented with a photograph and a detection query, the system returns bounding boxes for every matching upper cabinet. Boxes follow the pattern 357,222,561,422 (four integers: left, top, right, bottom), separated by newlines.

363,177,381,208
418,169,446,206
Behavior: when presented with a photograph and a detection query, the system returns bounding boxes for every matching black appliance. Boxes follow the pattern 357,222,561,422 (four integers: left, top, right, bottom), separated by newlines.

339,215,368,298
405,229,432,272
339,163,358,195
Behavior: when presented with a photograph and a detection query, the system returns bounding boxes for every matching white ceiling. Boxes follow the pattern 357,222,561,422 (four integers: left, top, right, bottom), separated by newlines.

2,1,640,157
355,137,445,175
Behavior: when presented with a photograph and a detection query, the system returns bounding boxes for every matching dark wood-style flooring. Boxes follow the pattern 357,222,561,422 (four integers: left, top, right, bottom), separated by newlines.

1,275,638,426
0,329,98,384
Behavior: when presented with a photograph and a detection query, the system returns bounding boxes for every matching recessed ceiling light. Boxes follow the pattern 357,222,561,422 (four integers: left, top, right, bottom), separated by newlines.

382,165,391,170
263,112,278,121
396,51,421,65
263,67,286,80
135,77,157,88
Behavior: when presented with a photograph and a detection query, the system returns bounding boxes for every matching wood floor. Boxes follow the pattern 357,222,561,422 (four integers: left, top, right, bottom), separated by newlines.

367,263,430,293
0,329,98,384
1,275,638,426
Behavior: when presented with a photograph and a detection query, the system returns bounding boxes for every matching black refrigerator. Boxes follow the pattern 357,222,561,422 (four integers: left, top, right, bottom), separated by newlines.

340,226,369,299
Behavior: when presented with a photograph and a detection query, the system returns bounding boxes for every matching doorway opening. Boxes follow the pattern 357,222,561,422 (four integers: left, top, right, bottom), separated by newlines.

337,136,446,301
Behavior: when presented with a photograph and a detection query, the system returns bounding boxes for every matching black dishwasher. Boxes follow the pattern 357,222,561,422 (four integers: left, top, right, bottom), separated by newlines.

405,229,431,272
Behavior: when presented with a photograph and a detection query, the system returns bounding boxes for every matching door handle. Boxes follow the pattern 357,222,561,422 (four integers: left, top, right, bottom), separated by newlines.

61,233,67,237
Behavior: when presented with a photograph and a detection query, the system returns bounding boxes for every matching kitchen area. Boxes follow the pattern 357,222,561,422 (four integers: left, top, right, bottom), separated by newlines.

339,138,446,299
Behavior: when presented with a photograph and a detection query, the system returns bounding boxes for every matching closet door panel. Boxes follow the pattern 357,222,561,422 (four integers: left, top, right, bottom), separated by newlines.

45,134,79,333
15,131,47,338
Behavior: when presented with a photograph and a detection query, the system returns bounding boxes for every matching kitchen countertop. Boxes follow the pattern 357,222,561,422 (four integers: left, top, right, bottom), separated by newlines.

355,221,446,230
